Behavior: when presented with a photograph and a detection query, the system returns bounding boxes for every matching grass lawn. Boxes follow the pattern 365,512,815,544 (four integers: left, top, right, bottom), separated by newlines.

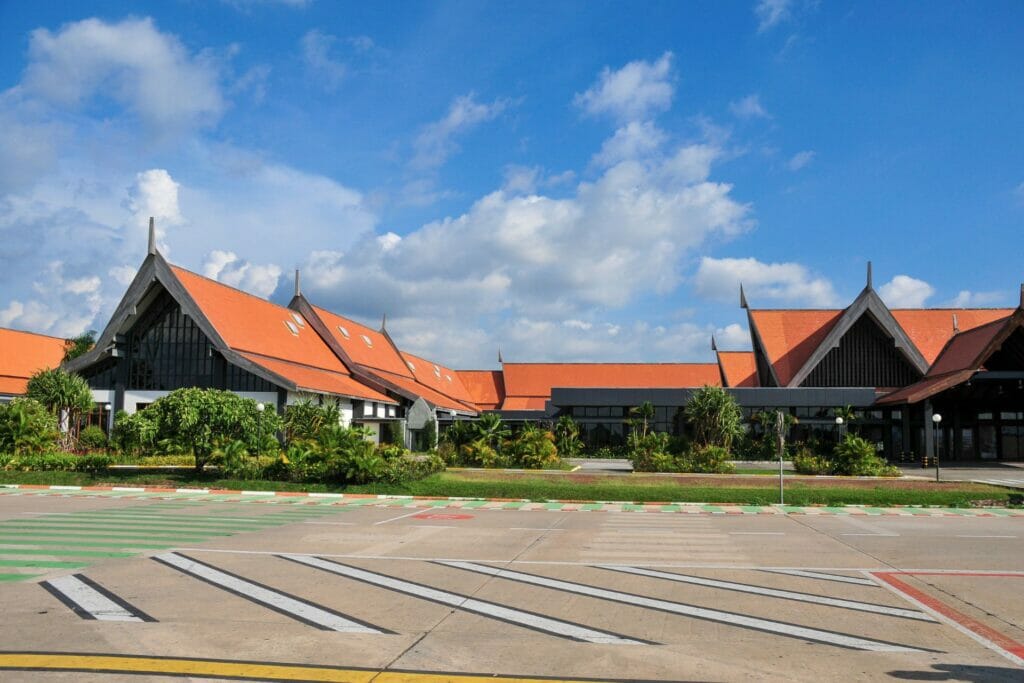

0,469,1012,507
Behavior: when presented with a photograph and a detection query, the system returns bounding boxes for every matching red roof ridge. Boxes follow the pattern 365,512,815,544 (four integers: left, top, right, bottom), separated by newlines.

169,263,286,309
500,361,718,366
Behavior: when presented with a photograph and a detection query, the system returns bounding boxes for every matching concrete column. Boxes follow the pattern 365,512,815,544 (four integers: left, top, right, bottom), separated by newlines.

924,400,934,462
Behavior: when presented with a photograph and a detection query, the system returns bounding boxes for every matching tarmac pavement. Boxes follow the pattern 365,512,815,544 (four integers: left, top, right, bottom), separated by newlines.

0,488,1021,682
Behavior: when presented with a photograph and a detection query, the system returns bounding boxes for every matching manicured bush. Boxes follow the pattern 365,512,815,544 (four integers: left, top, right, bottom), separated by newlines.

111,409,158,455
553,416,583,458
78,425,108,451
0,398,59,454
678,445,736,474
507,424,560,469
0,452,110,473
832,434,899,477
628,432,675,472
793,448,832,475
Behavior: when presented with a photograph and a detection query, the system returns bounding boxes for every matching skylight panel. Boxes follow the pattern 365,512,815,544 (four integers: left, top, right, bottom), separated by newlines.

337,325,350,339
407,360,416,371
361,334,373,348
284,320,299,336
433,364,441,378
446,374,453,382
291,312,305,327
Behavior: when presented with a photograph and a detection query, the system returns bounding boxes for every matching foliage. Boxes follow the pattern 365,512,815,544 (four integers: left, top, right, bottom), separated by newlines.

440,420,475,450
553,415,583,458
62,330,96,362
78,425,108,450
507,423,560,469
677,445,736,474
0,399,59,454
792,447,833,475
384,420,405,446
586,445,631,459
832,434,900,477
684,386,745,451
628,432,675,472
282,400,339,446
25,368,93,448
459,438,507,468
111,410,158,455
628,401,656,438
473,413,510,451
417,418,437,452
0,451,110,473
750,410,799,459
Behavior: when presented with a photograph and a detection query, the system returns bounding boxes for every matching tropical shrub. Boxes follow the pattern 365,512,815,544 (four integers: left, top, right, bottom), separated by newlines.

384,420,405,446
553,415,583,458
473,413,510,452
832,434,899,477
677,445,735,474
282,400,339,446
0,399,59,454
628,401,656,438
62,331,96,362
792,447,832,475
78,425,108,451
440,420,475,450
419,418,437,452
459,439,507,468
508,424,560,469
0,452,110,473
111,410,158,455
628,432,675,472
684,386,745,451
25,368,93,448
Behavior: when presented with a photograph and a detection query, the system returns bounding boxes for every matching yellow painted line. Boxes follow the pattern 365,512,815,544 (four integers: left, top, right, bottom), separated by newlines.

0,653,617,682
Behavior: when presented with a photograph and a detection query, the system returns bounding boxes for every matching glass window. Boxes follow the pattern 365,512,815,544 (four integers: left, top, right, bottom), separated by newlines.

1000,412,1018,421
609,407,623,417
979,425,998,459
978,412,993,421
598,406,610,417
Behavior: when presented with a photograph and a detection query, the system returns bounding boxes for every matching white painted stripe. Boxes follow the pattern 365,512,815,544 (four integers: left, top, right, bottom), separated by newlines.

440,562,922,652
177,488,208,493
511,528,566,531
110,487,147,492
374,509,429,526
729,532,785,535
49,486,82,490
240,491,276,496
308,493,344,498
841,533,900,537
601,566,932,621
42,576,146,622
152,553,382,634
281,555,642,645
762,569,879,586
955,535,1017,539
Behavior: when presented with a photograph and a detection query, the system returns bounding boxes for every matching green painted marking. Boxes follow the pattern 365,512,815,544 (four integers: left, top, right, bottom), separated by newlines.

0,530,215,542
0,559,88,569
543,502,564,511
863,507,889,515
740,505,763,514
701,505,724,513
501,502,525,509
782,506,806,514
0,549,134,558
581,503,604,511
0,539,172,549
423,500,451,508
26,515,275,529
458,500,489,509
622,504,645,512
0,524,233,537
83,512,272,524
0,573,39,582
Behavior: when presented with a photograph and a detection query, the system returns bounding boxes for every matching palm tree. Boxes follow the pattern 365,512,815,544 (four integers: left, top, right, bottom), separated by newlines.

25,368,93,449
554,415,583,458
473,413,511,451
629,401,656,438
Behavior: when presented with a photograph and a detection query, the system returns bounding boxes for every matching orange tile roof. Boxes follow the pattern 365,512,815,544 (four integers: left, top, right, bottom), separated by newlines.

0,327,68,396
400,351,477,407
891,309,1013,365
501,396,549,411
456,370,505,410
236,352,395,404
500,363,722,405
717,351,759,388
876,369,977,405
925,316,1009,377
748,310,842,386
309,305,414,379
172,266,343,373
373,369,476,413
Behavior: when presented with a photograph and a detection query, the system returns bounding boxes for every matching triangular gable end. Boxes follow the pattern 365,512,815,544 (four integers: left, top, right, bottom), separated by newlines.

745,306,781,387
789,287,929,388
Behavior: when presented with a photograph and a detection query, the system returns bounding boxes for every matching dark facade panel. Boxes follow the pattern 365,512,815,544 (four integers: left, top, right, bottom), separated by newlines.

550,386,879,408
800,314,921,388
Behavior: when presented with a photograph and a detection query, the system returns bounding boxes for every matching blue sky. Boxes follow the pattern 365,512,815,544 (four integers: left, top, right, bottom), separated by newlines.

1,1,1022,367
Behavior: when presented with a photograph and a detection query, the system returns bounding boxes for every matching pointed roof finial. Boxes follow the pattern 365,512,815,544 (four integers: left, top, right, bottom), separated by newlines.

147,217,156,255
711,335,718,352
739,283,749,309
1019,283,1024,309
294,269,301,297
498,347,504,364
952,313,959,334
380,313,387,332
866,261,873,290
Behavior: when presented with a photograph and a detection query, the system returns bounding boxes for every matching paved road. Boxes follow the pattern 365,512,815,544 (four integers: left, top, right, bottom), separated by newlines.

0,489,1022,682
903,463,1024,490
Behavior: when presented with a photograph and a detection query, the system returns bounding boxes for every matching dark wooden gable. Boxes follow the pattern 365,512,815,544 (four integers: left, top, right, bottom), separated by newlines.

985,324,1024,371
800,313,923,388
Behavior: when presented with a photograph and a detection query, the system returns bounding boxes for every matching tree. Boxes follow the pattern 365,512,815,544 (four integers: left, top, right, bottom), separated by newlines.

473,413,510,451
752,410,799,458
553,415,583,458
683,385,744,451
0,399,59,454
628,401,656,438
63,331,97,362
282,399,339,446
25,368,93,449
420,418,437,452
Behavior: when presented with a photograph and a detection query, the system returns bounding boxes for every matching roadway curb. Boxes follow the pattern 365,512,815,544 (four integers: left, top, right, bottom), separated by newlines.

2,484,1023,516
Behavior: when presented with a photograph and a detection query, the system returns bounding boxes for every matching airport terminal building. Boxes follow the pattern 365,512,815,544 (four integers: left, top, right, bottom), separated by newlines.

6,225,1024,463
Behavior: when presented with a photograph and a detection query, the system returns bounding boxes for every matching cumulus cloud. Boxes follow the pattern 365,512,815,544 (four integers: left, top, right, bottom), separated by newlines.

755,0,793,32
729,94,769,120
694,256,838,306
411,94,509,169
125,169,184,250
300,29,348,91
878,275,935,308
787,150,815,171
0,261,104,336
947,290,1006,308
201,249,281,298
714,323,751,350
574,52,674,122
592,121,667,167
22,17,224,135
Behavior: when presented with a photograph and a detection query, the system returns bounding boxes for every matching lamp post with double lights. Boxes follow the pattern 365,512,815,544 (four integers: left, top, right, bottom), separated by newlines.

932,412,943,482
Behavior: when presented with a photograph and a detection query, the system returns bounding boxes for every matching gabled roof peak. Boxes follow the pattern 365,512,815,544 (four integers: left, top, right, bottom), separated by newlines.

147,217,157,256
739,283,749,309
866,260,873,290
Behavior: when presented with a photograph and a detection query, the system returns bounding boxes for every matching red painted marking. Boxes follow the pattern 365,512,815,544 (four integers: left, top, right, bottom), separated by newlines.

872,572,1024,659
899,572,1024,578
412,513,474,521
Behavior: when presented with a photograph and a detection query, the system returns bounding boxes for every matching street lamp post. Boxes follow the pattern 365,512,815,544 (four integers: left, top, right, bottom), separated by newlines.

256,403,265,456
835,416,844,441
932,413,943,482
104,403,113,436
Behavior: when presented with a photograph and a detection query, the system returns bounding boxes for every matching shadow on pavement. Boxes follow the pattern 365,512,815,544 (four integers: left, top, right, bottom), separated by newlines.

888,663,1023,682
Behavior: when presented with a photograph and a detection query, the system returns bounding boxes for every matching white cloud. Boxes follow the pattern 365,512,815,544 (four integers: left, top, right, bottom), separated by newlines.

756,0,793,32
22,17,224,135
694,256,839,306
0,261,103,336
592,121,667,167
411,94,509,169
108,265,137,286
300,29,347,91
125,169,184,251
787,150,815,171
574,52,674,123
201,249,281,298
715,323,751,350
947,290,1006,308
729,94,769,120
878,275,935,308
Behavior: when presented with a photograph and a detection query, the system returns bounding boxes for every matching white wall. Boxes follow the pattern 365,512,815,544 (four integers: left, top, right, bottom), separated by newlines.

361,421,380,443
